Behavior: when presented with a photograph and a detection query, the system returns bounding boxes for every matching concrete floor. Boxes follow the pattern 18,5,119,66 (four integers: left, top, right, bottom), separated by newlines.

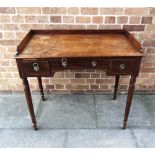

0,94,155,148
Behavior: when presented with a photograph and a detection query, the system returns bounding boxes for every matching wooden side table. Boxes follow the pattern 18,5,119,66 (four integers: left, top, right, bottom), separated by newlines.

15,29,143,130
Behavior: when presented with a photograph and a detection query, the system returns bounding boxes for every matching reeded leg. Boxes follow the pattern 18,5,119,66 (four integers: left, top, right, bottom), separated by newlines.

22,78,37,130
113,75,120,100
37,77,45,101
122,75,136,129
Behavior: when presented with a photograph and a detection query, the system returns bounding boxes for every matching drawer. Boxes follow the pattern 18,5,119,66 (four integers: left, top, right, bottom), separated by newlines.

22,60,50,76
50,58,108,70
109,59,135,75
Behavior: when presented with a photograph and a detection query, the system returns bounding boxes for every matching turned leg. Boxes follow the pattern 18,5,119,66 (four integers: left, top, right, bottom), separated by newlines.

122,75,136,129
22,78,37,130
37,77,45,101
113,75,120,100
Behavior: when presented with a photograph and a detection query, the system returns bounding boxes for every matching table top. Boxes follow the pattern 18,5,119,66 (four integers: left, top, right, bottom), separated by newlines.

15,30,142,59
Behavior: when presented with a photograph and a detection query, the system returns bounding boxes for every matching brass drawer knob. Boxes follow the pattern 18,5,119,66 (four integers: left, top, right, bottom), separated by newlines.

62,58,67,67
91,61,97,67
33,63,40,72
119,64,125,70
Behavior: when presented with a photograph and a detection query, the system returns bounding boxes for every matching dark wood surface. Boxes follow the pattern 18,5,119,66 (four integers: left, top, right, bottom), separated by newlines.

16,29,142,59
15,29,143,130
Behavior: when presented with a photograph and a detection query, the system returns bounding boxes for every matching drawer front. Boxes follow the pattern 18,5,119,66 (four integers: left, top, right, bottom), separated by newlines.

22,61,50,76
109,59,135,75
50,58,108,70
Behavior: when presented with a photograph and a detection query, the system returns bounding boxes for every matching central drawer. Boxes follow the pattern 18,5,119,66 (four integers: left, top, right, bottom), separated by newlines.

49,58,108,70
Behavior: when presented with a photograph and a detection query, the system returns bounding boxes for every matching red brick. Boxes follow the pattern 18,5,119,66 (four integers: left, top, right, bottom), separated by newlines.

145,25,155,31
150,74,155,78
3,32,16,39
117,16,128,24
46,84,54,89
146,48,155,54
51,89,70,93
0,60,10,66
143,40,155,47
0,32,2,39
0,67,7,72
149,8,155,15
99,25,121,29
96,79,114,84
70,79,85,84
12,15,24,23
44,24,66,30
141,17,152,24
54,72,64,78
0,15,10,22
141,68,155,73
20,24,44,31
150,34,155,39
2,73,13,78
92,16,103,24
66,24,85,30
138,32,150,41
25,16,37,23
2,24,19,31
0,7,15,14
100,85,109,89
16,32,27,39
85,69,95,72
42,7,66,14
0,40,19,46
81,7,98,15
66,84,88,90
90,85,99,89
67,7,79,15
123,25,145,31
129,16,141,24
64,72,75,78
86,25,97,30
74,84,89,89
124,8,148,15
84,90,95,94
37,16,49,23
6,67,17,72
70,89,84,94
100,8,123,15
76,16,91,23
55,84,64,89
91,73,100,78
16,7,41,14
51,79,69,84
75,73,90,78
137,85,147,90
63,16,74,23
140,73,150,78
119,85,128,90
105,16,115,24
86,79,95,84
50,16,61,23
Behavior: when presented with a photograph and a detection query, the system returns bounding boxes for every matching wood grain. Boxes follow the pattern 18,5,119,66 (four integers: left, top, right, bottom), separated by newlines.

15,30,142,59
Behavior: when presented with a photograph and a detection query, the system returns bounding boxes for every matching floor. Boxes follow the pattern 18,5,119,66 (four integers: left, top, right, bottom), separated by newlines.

0,94,155,148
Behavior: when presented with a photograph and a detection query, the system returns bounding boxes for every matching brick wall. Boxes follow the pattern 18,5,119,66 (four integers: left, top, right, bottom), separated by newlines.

0,7,155,94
